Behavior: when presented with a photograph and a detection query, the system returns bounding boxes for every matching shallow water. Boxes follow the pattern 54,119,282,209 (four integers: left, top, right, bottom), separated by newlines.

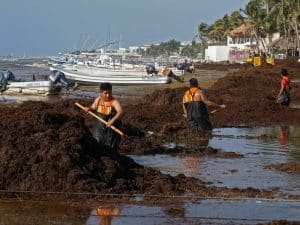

87,199,300,225
1,198,299,225
130,126,300,195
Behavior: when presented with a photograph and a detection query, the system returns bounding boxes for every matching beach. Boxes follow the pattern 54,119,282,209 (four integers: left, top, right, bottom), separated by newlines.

0,58,300,225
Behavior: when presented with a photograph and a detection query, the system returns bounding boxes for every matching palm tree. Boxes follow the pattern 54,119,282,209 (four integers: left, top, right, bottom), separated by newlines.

207,15,232,44
241,0,267,51
196,22,209,44
269,0,292,56
229,11,244,30
260,0,278,53
287,0,300,54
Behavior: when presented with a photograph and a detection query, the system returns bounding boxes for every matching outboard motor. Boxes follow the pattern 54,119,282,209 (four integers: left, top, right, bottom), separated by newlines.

49,70,75,90
176,63,185,71
146,64,158,75
177,63,195,73
0,70,15,93
0,70,15,83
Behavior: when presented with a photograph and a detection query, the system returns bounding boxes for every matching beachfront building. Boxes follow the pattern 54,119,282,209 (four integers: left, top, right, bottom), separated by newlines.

204,22,281,63
128,45,150,54
204,45,230,62
227,22,280,62
227,23,256,63
203,23,254,63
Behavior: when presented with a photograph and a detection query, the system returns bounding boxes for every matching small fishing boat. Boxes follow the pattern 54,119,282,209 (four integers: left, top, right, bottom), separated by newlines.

0,70,65,96
49,64,183,85
4,80,59,95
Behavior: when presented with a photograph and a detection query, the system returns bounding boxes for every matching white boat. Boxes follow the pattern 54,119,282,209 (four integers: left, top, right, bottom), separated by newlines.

49,64,181,85
4,80,59,95
60,63,184,77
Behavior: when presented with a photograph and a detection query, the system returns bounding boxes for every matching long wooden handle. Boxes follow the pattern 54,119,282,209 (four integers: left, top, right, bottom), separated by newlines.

210,109,218,114
75,102,125,137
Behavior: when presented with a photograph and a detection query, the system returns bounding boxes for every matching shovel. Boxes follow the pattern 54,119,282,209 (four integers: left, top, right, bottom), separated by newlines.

75,102,125,137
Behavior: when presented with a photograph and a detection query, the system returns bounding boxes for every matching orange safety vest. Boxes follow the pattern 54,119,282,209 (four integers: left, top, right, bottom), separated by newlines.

183,87,200,103
281,76,290,92
96,96,115,115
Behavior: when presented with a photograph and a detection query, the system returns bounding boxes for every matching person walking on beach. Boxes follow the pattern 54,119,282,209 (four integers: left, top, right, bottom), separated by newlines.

84,82,124,151
183,78,225,131
276,68,291,106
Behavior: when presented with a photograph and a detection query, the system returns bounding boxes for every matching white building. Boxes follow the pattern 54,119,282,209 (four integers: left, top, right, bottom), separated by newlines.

128,45,150,54
204,45,230,62
227,23,256,50
128,46,139,54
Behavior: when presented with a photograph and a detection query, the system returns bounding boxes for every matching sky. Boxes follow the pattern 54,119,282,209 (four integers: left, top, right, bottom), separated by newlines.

0,0,248,56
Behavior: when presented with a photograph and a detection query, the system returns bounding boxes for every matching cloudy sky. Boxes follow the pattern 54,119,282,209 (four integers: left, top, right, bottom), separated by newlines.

0,0,248,56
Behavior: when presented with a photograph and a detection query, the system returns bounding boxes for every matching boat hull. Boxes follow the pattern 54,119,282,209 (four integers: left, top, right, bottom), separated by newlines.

61,64,184,77
5,81,59,95
50,66,172,85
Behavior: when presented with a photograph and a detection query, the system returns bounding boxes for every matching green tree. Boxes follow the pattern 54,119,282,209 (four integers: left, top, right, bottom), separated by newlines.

181,43,203,58
229,11,244,29
197,22,209,43
145,39,181,57
241,0,267,51
208,18,228,44
269,0,292,55
287,0,300,54
136,47,145,55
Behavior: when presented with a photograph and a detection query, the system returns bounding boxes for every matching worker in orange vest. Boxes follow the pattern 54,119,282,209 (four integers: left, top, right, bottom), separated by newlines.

276,68,291,106
183,78,225,130
84,82,124,151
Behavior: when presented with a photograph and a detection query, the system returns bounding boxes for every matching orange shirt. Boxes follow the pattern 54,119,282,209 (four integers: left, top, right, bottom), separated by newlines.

281,76,290,92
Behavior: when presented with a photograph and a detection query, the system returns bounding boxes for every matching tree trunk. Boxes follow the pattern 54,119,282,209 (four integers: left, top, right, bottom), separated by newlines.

284,23,288,57
292,18,300,56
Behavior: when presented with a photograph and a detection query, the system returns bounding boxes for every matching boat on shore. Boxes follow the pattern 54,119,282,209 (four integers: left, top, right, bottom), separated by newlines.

0,70,69,96
4,80,60,95
50,64,183,85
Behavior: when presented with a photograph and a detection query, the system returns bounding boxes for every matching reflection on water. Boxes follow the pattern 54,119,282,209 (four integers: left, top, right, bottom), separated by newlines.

86,200,300,224
0,200,89,225
279,125,289,151
130,126,300,194
185,199,300,224
211,126,300,159
1,199,300,225
181,156,202,177
86,205,121,225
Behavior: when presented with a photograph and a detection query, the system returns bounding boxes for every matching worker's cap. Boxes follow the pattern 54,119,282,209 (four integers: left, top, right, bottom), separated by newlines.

189,78,198,87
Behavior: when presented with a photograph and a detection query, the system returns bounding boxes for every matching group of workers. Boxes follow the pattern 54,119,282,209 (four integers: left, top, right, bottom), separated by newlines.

83,68,291,151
